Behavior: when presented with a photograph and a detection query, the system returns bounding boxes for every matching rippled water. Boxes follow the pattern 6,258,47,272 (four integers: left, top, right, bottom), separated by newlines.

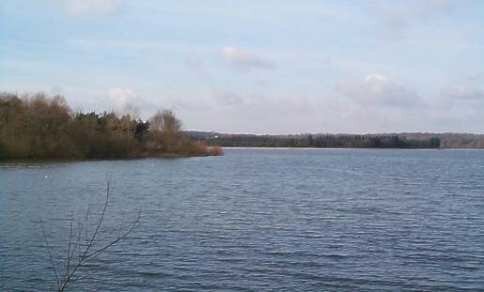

1,148,484,291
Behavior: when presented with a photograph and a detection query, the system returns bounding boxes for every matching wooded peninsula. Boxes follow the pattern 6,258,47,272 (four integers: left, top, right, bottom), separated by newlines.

0,92,222,160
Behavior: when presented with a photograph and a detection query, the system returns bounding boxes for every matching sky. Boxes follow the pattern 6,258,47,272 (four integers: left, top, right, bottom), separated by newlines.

1,0,484,134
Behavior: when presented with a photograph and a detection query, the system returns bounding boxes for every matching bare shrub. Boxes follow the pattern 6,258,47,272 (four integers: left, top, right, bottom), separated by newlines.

41,182,140,292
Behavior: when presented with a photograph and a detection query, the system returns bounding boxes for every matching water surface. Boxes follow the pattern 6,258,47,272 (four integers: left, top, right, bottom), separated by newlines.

1,148,484,291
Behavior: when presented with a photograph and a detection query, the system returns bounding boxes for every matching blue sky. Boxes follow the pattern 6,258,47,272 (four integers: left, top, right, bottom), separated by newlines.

1,0,484,134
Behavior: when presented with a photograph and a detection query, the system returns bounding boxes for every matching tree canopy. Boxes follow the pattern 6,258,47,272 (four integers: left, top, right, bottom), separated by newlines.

0,92,222,160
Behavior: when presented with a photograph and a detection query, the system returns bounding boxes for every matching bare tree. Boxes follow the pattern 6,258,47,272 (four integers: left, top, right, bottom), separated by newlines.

41,182,141,292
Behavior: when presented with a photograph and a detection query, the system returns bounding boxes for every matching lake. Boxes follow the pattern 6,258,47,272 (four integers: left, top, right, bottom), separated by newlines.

1,148,484,291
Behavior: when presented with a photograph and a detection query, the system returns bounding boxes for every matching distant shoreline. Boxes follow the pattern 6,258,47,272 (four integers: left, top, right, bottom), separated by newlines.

0,152,219,163
187,131,484,149
222,146,484,150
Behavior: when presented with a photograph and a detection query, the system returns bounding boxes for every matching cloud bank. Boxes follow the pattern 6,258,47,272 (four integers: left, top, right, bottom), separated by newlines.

337,74,422,108
222,47,275,71
61,0,121,15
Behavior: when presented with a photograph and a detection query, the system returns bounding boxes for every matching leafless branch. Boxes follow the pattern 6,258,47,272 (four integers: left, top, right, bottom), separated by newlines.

40,222,61,290
41,181,140,292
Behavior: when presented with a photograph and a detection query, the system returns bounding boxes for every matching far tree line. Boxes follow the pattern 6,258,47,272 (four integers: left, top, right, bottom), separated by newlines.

188,132,442,148
0,92,222,160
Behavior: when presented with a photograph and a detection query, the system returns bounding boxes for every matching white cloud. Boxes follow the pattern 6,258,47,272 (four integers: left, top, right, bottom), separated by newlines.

467,73,484,82
222,47,275,71
370,0,454,38
108,88,140,115
61,0,121,16
441,86,484,102
213,91,245,106
337,73,422,108
439,74,484,110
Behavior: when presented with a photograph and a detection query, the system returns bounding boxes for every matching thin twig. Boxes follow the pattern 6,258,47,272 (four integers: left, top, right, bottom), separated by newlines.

85,210,141,260
40,221,61,291
64,215,73,284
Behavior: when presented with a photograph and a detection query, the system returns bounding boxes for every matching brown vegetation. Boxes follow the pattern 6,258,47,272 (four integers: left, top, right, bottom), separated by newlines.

0,92,222,160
